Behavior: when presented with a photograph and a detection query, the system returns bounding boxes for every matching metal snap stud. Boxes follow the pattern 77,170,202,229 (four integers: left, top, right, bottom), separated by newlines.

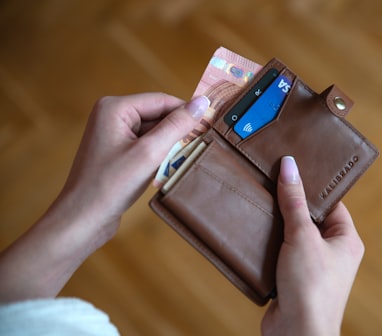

334,96,346,111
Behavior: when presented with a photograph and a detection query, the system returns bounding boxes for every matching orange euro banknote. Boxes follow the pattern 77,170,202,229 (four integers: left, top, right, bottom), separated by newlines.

154,47,262,186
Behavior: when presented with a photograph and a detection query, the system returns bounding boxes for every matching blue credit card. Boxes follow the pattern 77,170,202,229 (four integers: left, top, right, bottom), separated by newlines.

224,68,279,126
233,75,292,139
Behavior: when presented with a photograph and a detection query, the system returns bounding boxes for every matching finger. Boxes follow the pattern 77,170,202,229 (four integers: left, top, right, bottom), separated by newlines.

139,95,210,165
90,93,186,140
277,156,315,241
119,92,186,120
320,202,358,238
138,119,162,136
95,93,186,134
319,202,365,268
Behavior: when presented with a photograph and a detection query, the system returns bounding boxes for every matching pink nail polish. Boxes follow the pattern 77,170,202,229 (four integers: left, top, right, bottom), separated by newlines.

280,156,300,184
185,96,210,120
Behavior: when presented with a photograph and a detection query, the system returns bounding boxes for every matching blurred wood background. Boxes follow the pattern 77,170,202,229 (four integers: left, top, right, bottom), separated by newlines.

1,0,381,335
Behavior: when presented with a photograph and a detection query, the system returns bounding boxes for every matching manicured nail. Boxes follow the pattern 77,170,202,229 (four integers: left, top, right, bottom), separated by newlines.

280,156,300,184
185,96,210,120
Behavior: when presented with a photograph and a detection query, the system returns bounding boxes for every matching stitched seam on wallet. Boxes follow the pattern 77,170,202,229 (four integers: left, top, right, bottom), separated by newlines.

195,163,274,219
204,140,270,184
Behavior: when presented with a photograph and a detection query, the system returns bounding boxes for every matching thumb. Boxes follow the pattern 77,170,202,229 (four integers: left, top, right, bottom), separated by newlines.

142,95,210,163
277,156,314,241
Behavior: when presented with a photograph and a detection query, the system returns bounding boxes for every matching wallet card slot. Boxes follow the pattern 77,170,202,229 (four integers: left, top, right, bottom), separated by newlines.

161,139,283,297
219,70,298,147
223,67,281,127
233,78,378,222
213,58,287,138
232,70,298,144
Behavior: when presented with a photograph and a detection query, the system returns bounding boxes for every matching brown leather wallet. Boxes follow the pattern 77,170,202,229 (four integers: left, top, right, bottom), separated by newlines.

149,58,379,305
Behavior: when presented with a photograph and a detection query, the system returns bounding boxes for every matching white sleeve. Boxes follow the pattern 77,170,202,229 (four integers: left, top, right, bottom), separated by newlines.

0,297,120,336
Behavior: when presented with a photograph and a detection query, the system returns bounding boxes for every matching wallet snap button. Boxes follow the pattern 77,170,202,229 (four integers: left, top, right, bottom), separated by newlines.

334,96,346,111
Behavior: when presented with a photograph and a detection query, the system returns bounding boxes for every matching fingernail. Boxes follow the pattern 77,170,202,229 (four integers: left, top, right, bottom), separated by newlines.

280,156,300,184
185,96,210,120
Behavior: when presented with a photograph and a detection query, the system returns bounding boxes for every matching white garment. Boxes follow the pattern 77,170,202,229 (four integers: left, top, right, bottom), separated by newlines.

0,297,120,336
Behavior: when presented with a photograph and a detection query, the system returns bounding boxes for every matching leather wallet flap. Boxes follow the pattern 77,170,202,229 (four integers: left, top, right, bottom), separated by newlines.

213,68,378,222
150,192,271,305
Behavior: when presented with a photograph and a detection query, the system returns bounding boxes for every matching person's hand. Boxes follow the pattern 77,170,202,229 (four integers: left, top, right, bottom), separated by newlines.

0,93,210,302
261,156,365,336
59,93,210,240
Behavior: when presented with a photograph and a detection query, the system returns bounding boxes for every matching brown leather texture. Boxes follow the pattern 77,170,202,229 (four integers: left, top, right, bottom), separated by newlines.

150,58,379,305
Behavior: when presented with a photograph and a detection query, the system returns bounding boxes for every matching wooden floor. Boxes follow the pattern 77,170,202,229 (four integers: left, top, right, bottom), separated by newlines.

1,1,381,335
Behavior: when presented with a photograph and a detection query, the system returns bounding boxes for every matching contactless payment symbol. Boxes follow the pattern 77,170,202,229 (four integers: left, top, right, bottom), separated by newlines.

242,122,253,133
233,74,292,139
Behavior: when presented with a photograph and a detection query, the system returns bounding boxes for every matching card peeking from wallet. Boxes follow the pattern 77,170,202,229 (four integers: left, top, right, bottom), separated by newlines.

150,50,379,306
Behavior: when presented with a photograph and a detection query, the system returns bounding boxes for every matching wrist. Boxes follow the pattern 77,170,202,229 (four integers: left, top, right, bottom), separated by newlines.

292,315,340,336
285,303,342,336
45,188,120,254
262,301,342,336
0,190,119,302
